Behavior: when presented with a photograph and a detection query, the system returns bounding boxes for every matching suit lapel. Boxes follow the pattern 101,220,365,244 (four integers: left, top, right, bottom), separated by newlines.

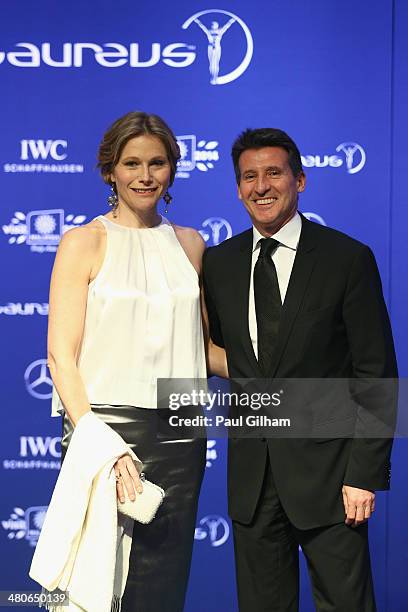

267,216,318,377
233,230,263,376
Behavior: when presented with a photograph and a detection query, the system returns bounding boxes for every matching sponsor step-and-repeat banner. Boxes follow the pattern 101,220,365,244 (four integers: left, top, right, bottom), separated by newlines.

1,1,407,610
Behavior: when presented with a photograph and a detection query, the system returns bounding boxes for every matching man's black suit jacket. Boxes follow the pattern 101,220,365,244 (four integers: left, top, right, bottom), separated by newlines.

203,215,398,529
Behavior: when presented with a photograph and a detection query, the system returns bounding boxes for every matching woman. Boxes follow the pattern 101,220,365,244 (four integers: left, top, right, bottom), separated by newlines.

47,111,227,611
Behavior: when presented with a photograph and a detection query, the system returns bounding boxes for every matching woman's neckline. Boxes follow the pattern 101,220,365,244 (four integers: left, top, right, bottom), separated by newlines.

100,214,166,230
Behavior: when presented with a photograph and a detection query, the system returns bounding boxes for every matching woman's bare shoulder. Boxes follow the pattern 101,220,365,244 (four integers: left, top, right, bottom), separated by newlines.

55,218,106,266
172,224,206,274
59,218,105,248
173,224,206,254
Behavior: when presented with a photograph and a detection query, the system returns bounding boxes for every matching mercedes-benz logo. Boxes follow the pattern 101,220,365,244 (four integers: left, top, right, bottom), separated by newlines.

24,359,53,400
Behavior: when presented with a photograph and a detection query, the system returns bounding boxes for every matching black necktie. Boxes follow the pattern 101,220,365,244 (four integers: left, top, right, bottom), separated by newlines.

254,238,282,375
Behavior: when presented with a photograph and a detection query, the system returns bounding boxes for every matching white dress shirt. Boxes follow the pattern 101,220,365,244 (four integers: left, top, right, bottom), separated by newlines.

249,212,302,358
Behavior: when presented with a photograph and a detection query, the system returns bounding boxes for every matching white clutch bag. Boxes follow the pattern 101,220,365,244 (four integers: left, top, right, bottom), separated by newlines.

117,473,165,524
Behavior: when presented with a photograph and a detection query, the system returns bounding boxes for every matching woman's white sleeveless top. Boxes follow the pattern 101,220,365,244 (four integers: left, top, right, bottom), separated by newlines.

51,215,206,414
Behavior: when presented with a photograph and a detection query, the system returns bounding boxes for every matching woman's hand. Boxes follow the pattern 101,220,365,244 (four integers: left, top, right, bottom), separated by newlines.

114,454,143,503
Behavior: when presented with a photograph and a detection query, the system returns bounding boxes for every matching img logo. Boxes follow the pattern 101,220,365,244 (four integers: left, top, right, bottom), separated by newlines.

195,514,230,547
2,506,47,547
301,142,366,174
176,135,220,178
3,435,61,470
24,359,53,400
21,139,67,161
20,436,61,458
182,10,253,85
2,209,86,252
199,217,232,246
3,139,83,173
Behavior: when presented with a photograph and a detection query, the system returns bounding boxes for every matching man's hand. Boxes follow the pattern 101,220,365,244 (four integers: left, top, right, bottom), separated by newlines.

342,485,375,527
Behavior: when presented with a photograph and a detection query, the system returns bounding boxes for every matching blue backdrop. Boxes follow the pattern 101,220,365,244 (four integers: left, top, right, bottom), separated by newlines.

1,1,407,610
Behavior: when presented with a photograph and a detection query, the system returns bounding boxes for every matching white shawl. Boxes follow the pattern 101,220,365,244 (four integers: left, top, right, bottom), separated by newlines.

29,411,142,612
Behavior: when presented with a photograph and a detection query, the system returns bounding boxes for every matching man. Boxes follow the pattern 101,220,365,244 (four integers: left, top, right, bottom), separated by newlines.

202,128,397,611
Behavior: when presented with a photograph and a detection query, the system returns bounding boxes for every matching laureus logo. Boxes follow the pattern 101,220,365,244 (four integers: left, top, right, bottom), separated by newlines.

181,9,254,85
302,212,327,226
335,142,366,174
0,9,253,85
195,515,230,547
199,217,233,246
206,440,218,468
301,142,366,174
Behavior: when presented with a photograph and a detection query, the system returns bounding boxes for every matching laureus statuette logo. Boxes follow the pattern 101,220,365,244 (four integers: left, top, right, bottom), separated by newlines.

182,9,253,85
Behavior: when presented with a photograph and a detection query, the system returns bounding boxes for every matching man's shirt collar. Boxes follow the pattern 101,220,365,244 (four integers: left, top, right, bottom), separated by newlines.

252,211,302,253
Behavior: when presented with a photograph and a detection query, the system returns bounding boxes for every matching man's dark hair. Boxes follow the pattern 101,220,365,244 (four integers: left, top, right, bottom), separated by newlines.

231,128,303,183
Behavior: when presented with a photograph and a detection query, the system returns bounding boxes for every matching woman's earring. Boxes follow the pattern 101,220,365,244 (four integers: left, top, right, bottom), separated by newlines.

107,185,119,218
163,191,172,214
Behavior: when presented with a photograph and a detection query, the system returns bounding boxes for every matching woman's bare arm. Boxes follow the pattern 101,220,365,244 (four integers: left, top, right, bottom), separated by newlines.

47,224,101,426
48,221,142,501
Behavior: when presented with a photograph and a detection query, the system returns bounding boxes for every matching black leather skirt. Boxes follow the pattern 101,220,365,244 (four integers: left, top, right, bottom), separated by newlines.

61,405,206,612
